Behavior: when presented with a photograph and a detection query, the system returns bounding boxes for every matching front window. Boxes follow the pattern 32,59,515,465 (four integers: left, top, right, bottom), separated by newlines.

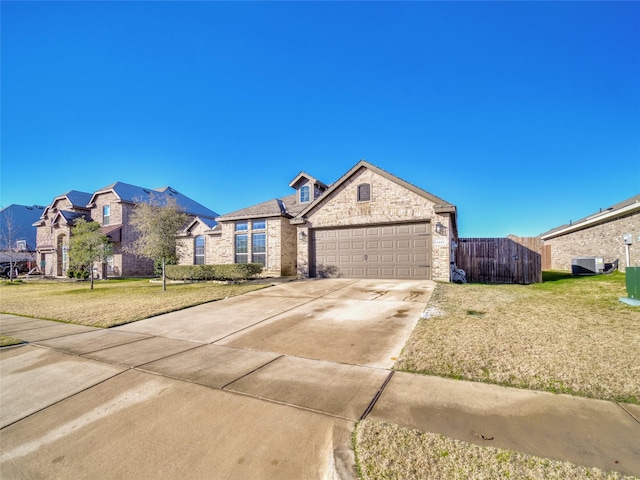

194,236,205,265
106,255,114,274
103,205,111,225
300,185,310,203
235,234,248,263
235,221,248,231
62,245,68,272
252,233,266,266
252,219,266,230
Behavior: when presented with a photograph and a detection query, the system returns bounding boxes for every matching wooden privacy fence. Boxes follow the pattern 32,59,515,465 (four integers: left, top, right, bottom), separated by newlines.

456,236,543,284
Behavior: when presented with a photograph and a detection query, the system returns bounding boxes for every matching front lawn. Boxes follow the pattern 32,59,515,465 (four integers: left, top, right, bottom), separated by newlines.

395,271,640,404
355,272,639,480
0,278,269,328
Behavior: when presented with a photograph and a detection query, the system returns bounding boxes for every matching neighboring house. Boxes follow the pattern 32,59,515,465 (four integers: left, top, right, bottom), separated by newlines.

0,204,45,263
178,160,458,281
540,194,640,272
34,183,218,277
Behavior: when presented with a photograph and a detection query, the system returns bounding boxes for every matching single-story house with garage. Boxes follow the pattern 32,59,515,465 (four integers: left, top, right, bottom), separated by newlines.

540,194,640,272
178,160,458,281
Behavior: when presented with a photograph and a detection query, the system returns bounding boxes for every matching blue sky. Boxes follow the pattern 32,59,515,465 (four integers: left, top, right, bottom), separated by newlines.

1,1,638,237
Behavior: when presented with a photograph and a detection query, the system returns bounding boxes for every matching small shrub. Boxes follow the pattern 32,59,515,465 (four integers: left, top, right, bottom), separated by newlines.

67,267,90,279
165,264,263,281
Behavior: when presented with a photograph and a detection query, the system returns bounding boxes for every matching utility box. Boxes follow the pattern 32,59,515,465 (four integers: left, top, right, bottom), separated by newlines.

571,256,604,275
623,233,633,245
627,267,640,300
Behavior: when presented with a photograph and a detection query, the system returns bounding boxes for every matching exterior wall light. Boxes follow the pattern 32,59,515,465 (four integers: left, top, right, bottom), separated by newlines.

435,222,447,236
299,231,307,241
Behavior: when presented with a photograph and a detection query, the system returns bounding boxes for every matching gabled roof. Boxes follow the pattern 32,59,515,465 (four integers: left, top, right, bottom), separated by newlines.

216,193,305,222
289,172,328,190
89,182,218,219
36,190,92,224
294,159,455,220
184,216,218,232
63,190,94,208
541,193,640,240
44,190,92,211
53,210,90,226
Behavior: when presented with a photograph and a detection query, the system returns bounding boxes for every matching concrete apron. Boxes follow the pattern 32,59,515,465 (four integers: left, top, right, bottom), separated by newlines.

0,279,435,479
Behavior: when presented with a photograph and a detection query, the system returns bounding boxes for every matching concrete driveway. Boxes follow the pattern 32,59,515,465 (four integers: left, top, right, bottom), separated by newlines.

0,278,434,480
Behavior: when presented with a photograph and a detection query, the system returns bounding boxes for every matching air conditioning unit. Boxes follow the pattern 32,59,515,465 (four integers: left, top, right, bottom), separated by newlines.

571,256,604,276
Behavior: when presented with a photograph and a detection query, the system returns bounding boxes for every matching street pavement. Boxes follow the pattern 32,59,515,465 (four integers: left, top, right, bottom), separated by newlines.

1,278,639,479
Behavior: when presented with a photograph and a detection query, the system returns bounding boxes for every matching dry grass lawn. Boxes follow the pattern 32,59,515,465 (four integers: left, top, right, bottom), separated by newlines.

355,420,639,480
0,278,268,327
395,271,640,404
0,335,23,347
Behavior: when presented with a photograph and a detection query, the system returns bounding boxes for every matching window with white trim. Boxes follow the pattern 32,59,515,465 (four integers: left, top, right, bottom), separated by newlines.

194,236,205,265
234,219,266,267
103,205,111,225
252,233,266,266
235,234,248,263
300,185,310,203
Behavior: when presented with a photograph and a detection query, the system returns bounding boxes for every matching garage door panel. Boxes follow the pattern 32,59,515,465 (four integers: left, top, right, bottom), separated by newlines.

311,223,432,279
414,224,429,234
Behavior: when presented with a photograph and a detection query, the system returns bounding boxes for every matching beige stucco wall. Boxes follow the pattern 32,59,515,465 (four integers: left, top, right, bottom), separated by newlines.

544,211,640,272
297,168,453,281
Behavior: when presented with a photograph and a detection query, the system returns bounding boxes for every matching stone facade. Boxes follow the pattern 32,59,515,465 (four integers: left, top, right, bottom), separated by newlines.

176,161,457,281
297,167,456,281
184,218,298,277
544,211,639,272
35,196,90,277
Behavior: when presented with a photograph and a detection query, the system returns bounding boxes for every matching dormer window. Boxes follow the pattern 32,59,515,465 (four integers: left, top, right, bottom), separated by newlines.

103,205,111,225
300,185,310,203
357,183,371,202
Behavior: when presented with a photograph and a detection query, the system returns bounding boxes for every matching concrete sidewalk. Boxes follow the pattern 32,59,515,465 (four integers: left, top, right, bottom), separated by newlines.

367,372,640,477
1,278,640,478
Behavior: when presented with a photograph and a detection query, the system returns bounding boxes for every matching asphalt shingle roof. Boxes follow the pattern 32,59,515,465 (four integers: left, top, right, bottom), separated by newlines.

541,193,640,237
91,182,218,219
216,193,304,221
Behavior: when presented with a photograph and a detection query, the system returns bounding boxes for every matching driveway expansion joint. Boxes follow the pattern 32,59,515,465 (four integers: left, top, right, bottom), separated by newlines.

359,370,395,421
617,402,640,426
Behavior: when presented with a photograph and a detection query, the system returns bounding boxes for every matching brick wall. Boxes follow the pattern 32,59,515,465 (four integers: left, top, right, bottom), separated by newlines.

544,211,639,272
35,198,89,277
299,168,453,281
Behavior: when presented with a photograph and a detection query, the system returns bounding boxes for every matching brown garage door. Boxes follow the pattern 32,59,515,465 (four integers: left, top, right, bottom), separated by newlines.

311,223,431,279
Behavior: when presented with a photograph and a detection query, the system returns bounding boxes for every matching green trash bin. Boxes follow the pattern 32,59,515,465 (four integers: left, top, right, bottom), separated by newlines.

627,267,640,300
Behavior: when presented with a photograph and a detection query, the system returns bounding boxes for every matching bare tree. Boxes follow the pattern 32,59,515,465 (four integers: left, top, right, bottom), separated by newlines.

126,196,188,291
0,207,21,282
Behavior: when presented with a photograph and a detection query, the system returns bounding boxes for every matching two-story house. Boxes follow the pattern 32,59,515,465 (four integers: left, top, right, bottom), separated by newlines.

35,183,217,277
